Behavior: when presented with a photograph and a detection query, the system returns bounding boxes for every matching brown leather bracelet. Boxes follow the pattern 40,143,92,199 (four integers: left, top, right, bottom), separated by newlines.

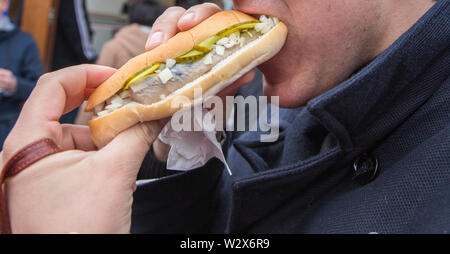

0,138,62,234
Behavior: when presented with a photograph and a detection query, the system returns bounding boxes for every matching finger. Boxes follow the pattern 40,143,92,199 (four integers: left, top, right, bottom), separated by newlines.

97,121,163,180
177,3,222,31
152,138,171,162
145,6,186,50
5,65,115,157
0,74,9,80
84,88,96,99
27,65,115,117
60,124,97,151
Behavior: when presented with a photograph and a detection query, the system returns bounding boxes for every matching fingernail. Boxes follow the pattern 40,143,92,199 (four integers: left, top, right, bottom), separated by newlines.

146,31,163,49
179,12,196,24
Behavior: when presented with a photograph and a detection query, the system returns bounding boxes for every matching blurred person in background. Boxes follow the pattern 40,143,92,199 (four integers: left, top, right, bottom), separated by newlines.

0,0,42,149
52,0,97,124
222,0,233,10
175,0,224,9
124,0,224,26
96,0,224,70
96,0,166,69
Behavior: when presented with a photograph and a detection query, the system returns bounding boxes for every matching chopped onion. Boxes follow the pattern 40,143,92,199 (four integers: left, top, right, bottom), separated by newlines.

119,90,130,99
97,110,109,117
94,103,104,114
105,103,121,111
216,37,229,45
125,101,140,107
272,17,280,24
224,43,234,48
267,18,275,28
209,46,216,56
158,68,173,84
239,37,246,47
203,53,213,65
260,15,269,24
110,95,123,105
255,15,278,34
229,32,239,42
256,22,271,34
215,45,225,56
230,32,240,46
255,22,266,33
166,58,176,69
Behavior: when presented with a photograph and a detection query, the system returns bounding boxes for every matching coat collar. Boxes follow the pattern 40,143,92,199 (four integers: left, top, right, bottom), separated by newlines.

307,0,450,152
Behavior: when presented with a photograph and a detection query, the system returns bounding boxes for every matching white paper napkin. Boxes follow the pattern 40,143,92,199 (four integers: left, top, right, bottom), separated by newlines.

158,107,232,175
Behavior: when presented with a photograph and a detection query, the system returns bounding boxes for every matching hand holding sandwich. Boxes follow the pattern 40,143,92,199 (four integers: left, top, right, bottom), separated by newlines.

0,65,162,233
0,4,287,233
148,3,256,162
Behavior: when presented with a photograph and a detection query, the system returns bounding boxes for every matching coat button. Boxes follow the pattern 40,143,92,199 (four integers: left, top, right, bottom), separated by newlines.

352,153,379,185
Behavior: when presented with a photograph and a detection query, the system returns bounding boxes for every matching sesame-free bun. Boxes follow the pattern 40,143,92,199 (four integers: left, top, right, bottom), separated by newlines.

87,10,288,147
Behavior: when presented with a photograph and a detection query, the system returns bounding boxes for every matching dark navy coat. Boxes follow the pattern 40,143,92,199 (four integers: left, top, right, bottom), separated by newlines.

0,25,43,149
132,1,450,234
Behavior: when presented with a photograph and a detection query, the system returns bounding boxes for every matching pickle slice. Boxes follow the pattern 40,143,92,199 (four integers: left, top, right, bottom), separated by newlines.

176,22,259,63
123,63,161,90
218,22,258,38
194,35,221,52
175,49,205,63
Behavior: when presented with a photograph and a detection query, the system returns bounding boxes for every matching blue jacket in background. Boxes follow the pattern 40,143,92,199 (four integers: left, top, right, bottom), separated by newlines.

0,25,43,149
132,1,450,233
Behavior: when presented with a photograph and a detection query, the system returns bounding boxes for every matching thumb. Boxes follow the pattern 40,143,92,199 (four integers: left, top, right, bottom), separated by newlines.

97,121,163,179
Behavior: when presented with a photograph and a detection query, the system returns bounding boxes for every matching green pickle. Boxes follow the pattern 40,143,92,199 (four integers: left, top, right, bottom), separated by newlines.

175,49,205,63
194,35,221,52
123,63,161,90
218,22,258,38
176,22,259,63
